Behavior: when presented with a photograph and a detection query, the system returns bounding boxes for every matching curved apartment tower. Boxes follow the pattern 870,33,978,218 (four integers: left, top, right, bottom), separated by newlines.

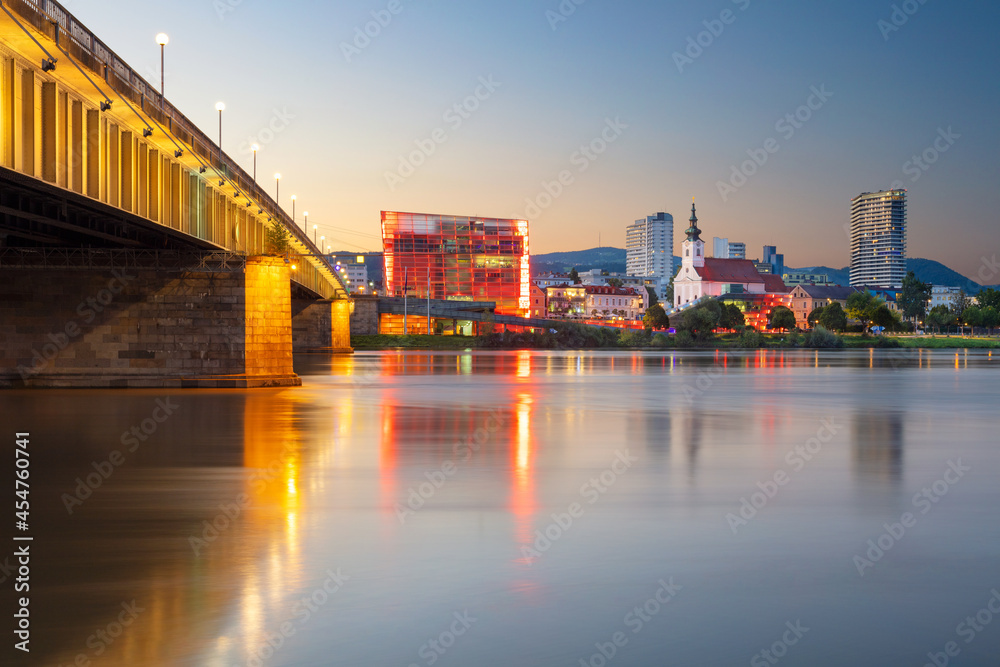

849,189,907,289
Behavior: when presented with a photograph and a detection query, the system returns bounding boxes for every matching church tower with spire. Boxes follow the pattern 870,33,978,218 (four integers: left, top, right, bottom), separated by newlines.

681,200,705,270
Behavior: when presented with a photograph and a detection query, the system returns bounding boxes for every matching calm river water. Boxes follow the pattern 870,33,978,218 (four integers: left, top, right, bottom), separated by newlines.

3,349,999,666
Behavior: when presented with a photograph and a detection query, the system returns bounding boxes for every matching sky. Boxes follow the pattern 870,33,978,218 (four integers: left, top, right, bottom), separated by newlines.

70,0,999,279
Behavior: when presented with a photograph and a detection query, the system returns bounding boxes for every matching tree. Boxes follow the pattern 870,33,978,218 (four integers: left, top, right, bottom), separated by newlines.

871,304,895,332
976,288,1000,311
568,267,580,284
807,306,825,328
665,276,675,305
952,290,970,315
720,304,745,331
607,278,624,288
819,302,848,332
926,305,955,333
265,221,292,255
645,286,659,307
768,306,797,332
962,306,983,329
899,271,932,322
846,292,884,333
643,303,669,332
677,300,721,341
981,306,999,334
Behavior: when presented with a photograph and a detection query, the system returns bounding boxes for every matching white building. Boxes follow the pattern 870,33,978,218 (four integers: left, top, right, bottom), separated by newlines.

929,285,971,311
673,203,787,308
625,212,673,298
712,237,746,260
850,189,907,289
584,286,648,321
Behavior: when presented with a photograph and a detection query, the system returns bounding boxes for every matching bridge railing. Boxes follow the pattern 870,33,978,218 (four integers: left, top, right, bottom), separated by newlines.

4,0,346,300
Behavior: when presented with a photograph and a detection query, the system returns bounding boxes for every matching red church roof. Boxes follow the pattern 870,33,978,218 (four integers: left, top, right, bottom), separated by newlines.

762,274,790,293
694,258,764,283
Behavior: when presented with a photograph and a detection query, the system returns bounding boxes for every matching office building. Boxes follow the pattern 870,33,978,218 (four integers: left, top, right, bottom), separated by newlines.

762,245,785,279
712,238,747,260
381,211,530,317
850,189,907,289
625,212,673,298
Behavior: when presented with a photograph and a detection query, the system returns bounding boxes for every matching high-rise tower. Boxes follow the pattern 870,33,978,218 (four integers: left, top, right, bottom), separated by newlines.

849,190,907,289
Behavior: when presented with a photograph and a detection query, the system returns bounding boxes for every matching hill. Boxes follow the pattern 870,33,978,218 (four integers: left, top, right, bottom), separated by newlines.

537,249,995,293
792,259,987,292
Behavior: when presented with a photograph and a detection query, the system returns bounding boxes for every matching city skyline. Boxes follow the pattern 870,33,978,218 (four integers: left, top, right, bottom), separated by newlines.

74,0,999,279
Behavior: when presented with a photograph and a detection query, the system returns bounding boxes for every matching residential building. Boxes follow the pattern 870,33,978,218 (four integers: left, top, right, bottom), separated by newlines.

584,285,648,321
711,237,748,260
783,271,833,286
328,256,368,294
545,284,587,319
625,212,674,297
530,283,547,319
534,273,576,289
789,284,863,329
381,211,531,325
577,269,647,289
674,203,788,308
850,189,907,289
929,285,966,311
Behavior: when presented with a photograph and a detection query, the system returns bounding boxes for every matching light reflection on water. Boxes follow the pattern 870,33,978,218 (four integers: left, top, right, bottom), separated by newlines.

3,349,999,666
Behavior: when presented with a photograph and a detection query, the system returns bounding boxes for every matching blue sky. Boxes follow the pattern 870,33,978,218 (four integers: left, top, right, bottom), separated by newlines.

74,0,999,277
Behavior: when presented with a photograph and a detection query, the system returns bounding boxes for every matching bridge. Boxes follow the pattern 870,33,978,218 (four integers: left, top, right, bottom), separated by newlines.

0,0,352,388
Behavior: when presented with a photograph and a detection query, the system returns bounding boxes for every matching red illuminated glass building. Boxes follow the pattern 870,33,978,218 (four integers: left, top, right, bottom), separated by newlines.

381,211,531,317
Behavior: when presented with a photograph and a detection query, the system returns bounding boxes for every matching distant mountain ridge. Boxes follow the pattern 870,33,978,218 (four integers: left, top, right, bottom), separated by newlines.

533,248,996,291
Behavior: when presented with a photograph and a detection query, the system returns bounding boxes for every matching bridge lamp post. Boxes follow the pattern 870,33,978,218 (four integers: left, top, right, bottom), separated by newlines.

215,102,225,154
274,173,281,207
251,144,259,182
291,195,297,223
155,33,169,99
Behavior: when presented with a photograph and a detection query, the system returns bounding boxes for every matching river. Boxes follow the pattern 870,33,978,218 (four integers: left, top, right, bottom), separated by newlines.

3,349,999,666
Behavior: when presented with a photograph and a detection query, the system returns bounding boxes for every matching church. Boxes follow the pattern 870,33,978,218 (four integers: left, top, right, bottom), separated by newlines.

673,202,786,308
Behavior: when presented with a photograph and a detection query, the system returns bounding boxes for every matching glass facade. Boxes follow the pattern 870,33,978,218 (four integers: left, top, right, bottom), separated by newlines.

381,212,530,317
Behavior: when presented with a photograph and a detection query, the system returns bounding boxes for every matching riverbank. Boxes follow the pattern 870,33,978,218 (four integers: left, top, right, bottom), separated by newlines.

351,333,1000,351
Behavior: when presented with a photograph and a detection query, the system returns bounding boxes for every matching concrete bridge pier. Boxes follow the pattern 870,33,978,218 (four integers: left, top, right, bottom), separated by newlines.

0,254,314,388
291,298,353,353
